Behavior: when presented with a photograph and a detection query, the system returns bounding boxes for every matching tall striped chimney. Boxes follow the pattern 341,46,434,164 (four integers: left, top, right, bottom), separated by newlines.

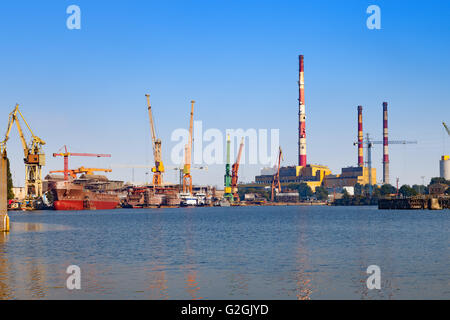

357,105,364,167
383,102,389,184
298,55,307,167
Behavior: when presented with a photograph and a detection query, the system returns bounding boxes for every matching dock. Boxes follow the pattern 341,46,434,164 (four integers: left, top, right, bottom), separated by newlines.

378,196,450,210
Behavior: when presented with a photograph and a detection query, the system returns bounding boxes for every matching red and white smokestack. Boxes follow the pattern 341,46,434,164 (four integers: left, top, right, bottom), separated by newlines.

298,55,306,167
358,105,363,167
383,102,389,184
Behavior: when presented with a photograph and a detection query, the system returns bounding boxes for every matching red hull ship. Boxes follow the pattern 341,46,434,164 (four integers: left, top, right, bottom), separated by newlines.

48,177,122,211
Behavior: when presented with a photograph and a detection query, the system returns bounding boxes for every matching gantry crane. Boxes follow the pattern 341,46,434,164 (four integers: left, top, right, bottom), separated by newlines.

271,147,283,202
182,101,195,194
146,94,165,186
1,104,46,198
231,138,244,202
53,145,111,180
224,135,233,201
50,167,112,179
354,134,417,195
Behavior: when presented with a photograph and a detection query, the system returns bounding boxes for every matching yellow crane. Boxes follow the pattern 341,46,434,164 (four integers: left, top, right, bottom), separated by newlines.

1,104,46,198
50,167,112,179
183,100,195,194
146,94,164,186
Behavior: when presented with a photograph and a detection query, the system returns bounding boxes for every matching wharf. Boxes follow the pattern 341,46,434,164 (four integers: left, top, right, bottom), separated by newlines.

378,196,450,210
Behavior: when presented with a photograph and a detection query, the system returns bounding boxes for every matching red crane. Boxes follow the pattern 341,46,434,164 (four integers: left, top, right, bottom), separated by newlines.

271,147,283,202
231,138,244,202
53,145,111,180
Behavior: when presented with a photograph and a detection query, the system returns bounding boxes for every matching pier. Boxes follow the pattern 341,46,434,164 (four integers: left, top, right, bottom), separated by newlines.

378,196,450,210
0,151,10,231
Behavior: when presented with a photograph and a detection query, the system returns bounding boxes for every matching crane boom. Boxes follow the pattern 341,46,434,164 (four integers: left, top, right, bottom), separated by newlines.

231,138,244,202
443,122,450,136
271,147,283,202
50,167,112,179
53,145,111,181
353,135,417,194
182,101,195,194
146,94,157,148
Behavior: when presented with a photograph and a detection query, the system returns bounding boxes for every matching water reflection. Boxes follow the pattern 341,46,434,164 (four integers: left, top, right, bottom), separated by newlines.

229,272,249,297
295,209,312,300
0,232,12,299
183,211,202,300
11,222,72,233
147,212,169,300
354,211,397,300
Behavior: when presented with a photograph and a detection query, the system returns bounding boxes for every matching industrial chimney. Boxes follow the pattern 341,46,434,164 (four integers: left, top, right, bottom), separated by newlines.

357,105,363,167
383,102,389,184
298,55,306,167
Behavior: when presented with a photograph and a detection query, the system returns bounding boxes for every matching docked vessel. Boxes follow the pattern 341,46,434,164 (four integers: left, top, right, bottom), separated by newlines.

123,185,181,208
179,193,198,206
47,175,123,211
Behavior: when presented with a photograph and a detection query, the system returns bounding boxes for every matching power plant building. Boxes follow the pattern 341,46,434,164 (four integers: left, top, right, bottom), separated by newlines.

254,164,331,192
324,166,376,189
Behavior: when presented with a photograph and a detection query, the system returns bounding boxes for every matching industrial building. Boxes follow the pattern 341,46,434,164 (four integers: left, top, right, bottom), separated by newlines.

254,165,331,192
324,166,376,189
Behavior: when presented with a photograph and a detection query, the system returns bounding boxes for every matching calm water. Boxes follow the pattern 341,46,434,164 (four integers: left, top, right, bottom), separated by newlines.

0,206,448,300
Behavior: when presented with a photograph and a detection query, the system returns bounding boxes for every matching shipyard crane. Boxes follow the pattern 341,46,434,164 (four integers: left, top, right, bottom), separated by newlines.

353,134,417,195
1,104,46,198
231,138,244,202
50,167,112,179
224,135,233,201
173,165,207,190
146,94,165,186
182,101,195,194
271,147,283,202
53,145,111,180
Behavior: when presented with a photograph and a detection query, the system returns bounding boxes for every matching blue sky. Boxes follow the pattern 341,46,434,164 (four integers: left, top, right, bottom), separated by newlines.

1,0,449,187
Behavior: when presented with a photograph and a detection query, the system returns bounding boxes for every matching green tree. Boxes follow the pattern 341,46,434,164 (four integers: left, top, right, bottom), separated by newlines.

399,185,418,198
380,184,396,196
298,183,313,200
6,157,14,200
354,183,362,196
315,186,329,201
412,184,427,195
372,186,381,198
429,177,450,186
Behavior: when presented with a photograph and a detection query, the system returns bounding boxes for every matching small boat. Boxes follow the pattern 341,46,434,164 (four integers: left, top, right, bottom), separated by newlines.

179,193,197,207
218,199,231,207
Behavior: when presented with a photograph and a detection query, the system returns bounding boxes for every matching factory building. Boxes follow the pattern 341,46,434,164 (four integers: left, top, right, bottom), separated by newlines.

324,166,376,189
254,165,331,192
440,155,450,180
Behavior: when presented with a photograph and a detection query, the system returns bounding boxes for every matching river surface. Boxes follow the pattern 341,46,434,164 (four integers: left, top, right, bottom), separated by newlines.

0,206,448,299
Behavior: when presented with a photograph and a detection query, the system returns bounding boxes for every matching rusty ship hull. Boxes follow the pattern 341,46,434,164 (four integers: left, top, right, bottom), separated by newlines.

50,181,120,211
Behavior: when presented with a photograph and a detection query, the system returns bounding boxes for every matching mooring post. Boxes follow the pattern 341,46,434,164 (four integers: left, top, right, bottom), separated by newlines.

0,151,10,232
